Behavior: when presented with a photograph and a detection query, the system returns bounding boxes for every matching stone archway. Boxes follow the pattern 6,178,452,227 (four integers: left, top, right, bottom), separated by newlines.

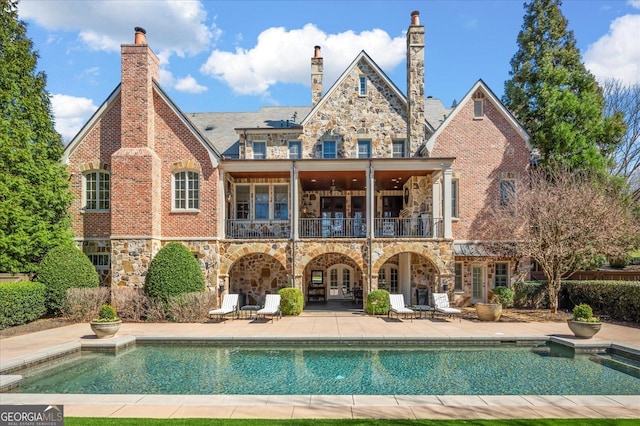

227,252,288,306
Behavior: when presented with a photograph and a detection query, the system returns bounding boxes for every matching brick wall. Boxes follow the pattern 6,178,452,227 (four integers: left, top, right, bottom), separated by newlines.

430,91,530,240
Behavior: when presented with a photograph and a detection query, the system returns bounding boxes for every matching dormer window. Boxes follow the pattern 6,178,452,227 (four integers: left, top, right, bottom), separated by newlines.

359,76,367,96
253,141,266,159
473,90,485,119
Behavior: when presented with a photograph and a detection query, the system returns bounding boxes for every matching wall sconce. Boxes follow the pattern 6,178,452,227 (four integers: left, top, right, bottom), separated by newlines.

302,205,307,214
218,284,225,293
227,193,232,202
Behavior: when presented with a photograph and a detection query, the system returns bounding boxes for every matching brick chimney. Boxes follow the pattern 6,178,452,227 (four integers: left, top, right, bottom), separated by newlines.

406,11,426,156
111,27,162,239
311,45,323,107
120,26,159,150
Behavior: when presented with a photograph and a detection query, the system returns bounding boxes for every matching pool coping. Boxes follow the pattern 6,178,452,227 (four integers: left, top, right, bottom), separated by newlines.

1,334,639,419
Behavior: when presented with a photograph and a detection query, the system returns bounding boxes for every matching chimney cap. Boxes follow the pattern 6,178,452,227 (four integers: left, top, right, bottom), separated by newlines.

135,27,146,34
313,45,322,58
410,10,420,26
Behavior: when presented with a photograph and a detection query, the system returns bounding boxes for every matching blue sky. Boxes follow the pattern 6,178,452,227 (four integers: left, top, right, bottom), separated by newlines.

16,0,640,142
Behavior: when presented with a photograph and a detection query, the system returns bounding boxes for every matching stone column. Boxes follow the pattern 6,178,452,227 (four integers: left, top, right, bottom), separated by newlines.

443,168,452,238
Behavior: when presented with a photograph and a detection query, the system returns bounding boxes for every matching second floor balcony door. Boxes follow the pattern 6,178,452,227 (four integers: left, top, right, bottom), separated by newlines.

321,197,346,237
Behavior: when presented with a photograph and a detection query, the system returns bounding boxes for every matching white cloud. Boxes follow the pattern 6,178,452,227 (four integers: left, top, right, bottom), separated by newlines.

628,1,640,9
51,94,98,143
18,0,213,56
585,14,640,85
175,75,208,94
200,23,405,96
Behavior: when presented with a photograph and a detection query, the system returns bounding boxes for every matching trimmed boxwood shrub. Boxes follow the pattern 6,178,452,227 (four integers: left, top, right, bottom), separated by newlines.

491,286,514,308
0,281,47,329
37,245,99,314
278,287,303,315
366,289,390,315
144,243,205,302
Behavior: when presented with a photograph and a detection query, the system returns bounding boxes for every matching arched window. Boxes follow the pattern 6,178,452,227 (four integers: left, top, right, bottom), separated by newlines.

84,171,110,210
174,171,199,210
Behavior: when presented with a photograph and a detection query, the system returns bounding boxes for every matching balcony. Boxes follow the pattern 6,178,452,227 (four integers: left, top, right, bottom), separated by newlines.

225,217,443,240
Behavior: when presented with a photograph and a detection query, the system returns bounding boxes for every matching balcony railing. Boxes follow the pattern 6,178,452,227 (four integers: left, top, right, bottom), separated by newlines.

373,217,443,238
226,220,290,239
226,217,444,239
299,218,366,238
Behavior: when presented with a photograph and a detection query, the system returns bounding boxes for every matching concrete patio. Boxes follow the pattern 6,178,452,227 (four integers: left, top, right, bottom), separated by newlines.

1,311,639,420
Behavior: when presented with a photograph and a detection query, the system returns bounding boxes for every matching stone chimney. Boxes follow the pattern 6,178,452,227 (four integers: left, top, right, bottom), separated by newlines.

120,26,159,150
311,45,323,107
406,11,426,156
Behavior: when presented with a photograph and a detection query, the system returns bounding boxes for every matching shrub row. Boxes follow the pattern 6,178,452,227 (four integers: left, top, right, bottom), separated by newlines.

0,282,47,329
61,287,110,322
514,280,640,322
563,280,640,322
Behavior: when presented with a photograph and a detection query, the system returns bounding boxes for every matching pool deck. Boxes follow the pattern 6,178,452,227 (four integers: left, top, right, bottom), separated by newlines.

1,312,639,420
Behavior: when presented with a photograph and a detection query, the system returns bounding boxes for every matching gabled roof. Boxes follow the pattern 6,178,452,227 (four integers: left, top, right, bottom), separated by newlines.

300,50,407,126
423,79,531,156
62,80,222,166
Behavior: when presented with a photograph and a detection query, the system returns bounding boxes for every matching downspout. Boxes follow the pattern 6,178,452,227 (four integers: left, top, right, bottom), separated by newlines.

368,160,374,295
291,161,296,288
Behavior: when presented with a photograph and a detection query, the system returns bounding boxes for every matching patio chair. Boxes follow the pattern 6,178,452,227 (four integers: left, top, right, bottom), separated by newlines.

433,293,462,322
388,293,414,322
208,293,239,322
256,294,281,322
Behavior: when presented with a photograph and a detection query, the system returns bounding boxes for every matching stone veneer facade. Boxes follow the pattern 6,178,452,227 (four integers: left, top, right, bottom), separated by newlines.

64,11,530,310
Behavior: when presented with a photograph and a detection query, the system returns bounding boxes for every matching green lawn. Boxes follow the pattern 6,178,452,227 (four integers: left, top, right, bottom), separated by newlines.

66,419,639,426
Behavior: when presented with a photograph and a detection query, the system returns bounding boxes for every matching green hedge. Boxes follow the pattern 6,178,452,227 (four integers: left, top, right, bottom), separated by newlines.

563,280,640,322
514,280,640,322
366,289,390,315
0,281,46,329
278,288,304,315
144,243,205,302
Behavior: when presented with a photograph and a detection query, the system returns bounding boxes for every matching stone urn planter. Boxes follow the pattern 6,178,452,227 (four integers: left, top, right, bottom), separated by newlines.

90,304,121,339
567,320,601,339
90,320,122,339
476,303,503,321
567,303,601,339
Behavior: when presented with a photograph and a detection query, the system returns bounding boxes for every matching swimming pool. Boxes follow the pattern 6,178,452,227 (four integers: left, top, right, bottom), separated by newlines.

13,343,640,395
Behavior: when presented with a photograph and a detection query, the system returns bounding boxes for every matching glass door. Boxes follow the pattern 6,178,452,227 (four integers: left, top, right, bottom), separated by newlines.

471,265,485,303
328,265,353,300
321,197,346,237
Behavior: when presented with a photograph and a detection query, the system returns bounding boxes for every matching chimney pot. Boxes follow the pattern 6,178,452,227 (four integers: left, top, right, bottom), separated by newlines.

314,45,322,58
134,27,147,44
411,11,420,26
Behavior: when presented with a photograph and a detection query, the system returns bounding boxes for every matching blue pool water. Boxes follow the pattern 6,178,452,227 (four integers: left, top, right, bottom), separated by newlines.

14,344,640,395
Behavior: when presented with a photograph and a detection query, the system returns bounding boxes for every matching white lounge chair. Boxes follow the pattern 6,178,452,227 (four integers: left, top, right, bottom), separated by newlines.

208,293,239,322
388,293,414,322
256,294,281,322
433,293,462,322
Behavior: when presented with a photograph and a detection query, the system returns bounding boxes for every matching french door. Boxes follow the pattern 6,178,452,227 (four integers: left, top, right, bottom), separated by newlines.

328,264,353,300
321,197,345,237
471,265,485,303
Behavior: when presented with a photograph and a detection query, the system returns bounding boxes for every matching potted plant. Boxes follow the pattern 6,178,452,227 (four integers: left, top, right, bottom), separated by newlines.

90,304,121,338
476,286,514,321
567,303,601,339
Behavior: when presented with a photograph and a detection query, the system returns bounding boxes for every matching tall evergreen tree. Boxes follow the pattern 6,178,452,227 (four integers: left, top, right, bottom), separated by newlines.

503,0,625,173
0,0,73,273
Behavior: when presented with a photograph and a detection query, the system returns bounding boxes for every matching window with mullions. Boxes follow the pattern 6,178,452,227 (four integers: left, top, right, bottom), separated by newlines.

357,140,371,158
288,141,301,159
359,75,367,96
174,171,199,210
323,140,336,159
235,185,250,219
454,262,463,291
85,171,110,210
451,179,459,218
494,262,509,288
499,179,516,207
254,185,269,219
253,141,266,159
274,185,288,219
392,140,405,158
